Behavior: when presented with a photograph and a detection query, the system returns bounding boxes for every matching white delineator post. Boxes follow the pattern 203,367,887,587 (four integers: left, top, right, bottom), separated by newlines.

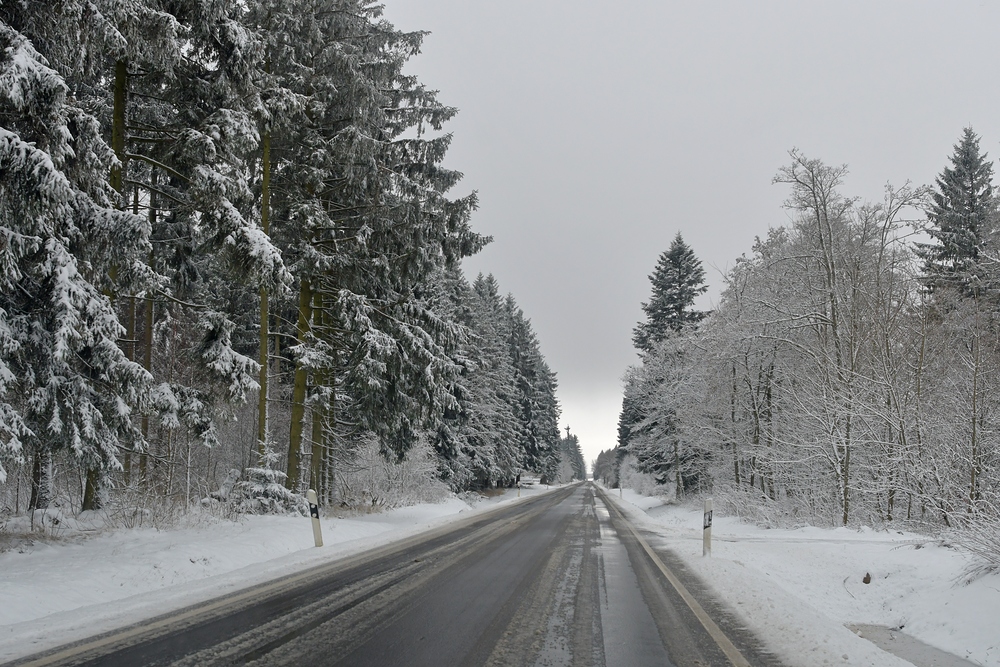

703,497,713,557
307,489,323,547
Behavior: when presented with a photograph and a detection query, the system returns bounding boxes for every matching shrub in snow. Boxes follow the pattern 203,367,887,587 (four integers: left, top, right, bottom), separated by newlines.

338,435,449,511
619,455,668,498
231,448,306,515
204,469,241,504
954,500,1000,581
99,480,189,530
714,484,812,529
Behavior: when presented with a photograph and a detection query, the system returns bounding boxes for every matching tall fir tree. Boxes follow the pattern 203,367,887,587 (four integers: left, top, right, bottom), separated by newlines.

916,127,999,294
623,233,707,454
0,23,151,498
506,298,560,481
429,270,521,490
558,427,586,481
257,1,485,491
632,232,708,353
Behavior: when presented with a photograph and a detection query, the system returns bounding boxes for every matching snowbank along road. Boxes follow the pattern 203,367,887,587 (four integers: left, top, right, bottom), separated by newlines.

6,483,780,667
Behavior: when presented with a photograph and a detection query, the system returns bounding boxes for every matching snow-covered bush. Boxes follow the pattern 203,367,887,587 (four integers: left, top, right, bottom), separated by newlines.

713,483,818,529
954,495,1000,581
957,520,1000,581
231,448,306,515
338,435,449,511
100,483,183,530
619,454,667,498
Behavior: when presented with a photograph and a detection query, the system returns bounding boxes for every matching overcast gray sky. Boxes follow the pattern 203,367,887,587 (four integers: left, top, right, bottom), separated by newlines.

381,0,1000,468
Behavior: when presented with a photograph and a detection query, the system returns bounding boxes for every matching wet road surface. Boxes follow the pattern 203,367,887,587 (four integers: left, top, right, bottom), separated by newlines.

9,483,780,667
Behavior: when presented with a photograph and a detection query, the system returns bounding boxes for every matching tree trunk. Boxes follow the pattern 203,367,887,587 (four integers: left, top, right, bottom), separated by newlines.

29,448,52,511
731,364,740,485
310,290,329,501
109,59,127,196
674,438,681,500
123,188,140,485
82,468,102,511
969,312,982,509
257,128,271,458
310,376,327,501
93,58,127,497
140,173,157,484
841,443,850,526
285,278,313,490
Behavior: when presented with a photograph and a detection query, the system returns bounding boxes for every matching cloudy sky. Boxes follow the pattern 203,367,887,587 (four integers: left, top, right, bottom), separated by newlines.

381,0,1000,467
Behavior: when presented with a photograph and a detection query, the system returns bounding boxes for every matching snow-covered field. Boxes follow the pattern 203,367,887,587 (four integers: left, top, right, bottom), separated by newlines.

606,486,999,667
0,482,557,663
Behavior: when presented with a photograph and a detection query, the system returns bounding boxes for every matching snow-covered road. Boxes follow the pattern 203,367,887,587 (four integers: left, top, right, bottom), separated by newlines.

1,482,996,666
0,484,558,663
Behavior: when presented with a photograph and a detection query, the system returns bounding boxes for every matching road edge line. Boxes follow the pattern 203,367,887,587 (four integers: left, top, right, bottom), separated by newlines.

596,485,752,667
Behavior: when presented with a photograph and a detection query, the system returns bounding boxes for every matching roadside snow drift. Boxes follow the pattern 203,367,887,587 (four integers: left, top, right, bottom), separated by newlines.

608,487,998,667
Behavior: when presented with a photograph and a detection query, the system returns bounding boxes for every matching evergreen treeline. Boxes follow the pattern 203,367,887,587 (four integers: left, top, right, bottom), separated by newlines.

555,428,586,483
614,132,1000,538
0,0,562,516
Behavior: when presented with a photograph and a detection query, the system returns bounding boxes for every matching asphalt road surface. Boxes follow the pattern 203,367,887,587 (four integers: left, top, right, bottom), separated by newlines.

10,483,781,667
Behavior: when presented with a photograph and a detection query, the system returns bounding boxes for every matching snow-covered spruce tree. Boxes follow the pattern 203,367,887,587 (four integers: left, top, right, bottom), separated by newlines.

505,297,561,483
244,0,382,492
592,447,623,486
429,270,522,491
620,233,709,496
262,3,486,496
17,0,287,507
632,232,708,354
558,428,586,481
465,274,523,486
2,0,181,506
231,444,304,515
909,130,1000,515
0,22,151,503
916,127,999,296
122,1,287,506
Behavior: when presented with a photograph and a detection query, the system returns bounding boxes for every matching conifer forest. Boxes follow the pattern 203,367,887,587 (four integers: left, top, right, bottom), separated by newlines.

595,135,1000,567
4,4,1000,665
0,0,995,569
0,0,577,521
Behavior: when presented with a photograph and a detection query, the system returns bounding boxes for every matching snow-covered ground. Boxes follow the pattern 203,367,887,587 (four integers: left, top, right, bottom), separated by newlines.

4,482,995,666
0,482,559,663
605,486,999,667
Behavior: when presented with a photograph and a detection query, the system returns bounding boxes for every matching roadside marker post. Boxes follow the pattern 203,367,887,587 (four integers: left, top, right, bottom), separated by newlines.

703,497,713,557
307,489,323,547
